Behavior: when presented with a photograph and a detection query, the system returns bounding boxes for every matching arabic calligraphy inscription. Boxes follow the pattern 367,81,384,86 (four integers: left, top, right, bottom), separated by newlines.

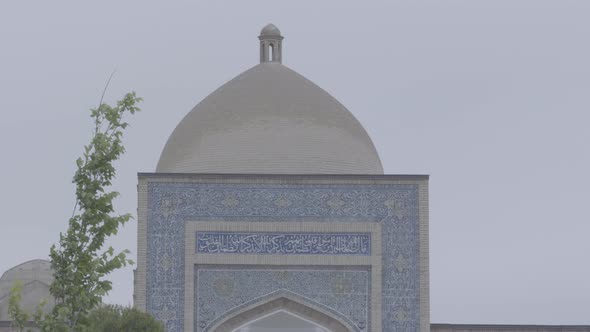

196,232,371,255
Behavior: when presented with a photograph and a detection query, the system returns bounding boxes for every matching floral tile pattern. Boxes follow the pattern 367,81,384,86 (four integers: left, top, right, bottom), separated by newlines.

195,265,370,331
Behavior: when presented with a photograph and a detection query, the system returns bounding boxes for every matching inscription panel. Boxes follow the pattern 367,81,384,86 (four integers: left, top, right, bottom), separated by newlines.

196,232,371,255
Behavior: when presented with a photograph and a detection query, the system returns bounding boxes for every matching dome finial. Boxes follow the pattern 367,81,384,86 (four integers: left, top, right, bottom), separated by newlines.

259,23,283,64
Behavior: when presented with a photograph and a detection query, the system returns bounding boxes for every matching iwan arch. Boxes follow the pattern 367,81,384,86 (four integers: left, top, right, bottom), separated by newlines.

211,292,358,332
134,24,428,332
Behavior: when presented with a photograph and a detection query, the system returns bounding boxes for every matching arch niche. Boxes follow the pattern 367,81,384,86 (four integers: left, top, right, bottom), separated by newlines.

210,295,355,332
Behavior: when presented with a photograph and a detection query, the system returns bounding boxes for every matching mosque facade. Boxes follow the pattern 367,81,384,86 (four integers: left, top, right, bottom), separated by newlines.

134,24,429,332
2,24,590,332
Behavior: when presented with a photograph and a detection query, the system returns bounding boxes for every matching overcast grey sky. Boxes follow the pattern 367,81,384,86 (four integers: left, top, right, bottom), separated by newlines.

1,0,589,325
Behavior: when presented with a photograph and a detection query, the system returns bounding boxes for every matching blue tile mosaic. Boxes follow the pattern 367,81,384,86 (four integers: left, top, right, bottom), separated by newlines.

145,182,420,332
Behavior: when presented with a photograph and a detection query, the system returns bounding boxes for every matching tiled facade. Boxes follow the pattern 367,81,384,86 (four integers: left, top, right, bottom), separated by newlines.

135,174,429,332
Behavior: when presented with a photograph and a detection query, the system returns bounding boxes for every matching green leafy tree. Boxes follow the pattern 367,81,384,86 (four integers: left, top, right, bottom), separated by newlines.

9,90,143,332
7,281,29,332
45,91,141,331
85,305,164,332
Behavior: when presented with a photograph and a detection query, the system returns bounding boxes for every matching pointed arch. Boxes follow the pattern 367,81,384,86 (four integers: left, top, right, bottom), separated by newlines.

208,290,357,332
